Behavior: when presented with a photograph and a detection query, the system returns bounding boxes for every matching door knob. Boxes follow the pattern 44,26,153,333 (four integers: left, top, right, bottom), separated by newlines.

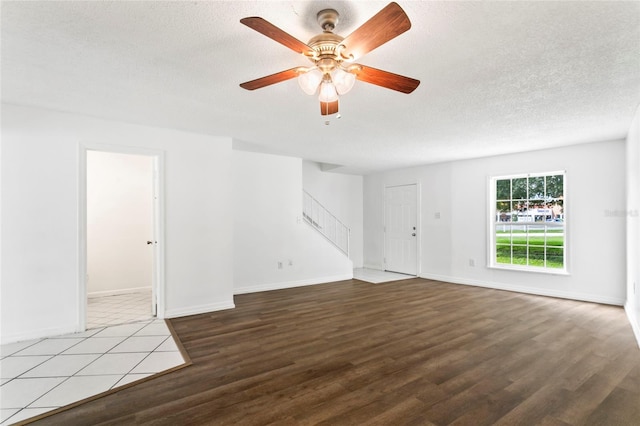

412,233,416,236
146,241,154,245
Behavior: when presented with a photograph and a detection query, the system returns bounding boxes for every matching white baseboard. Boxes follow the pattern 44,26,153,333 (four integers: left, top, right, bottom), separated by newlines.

1,324,81,345
88,286,151,299
164,300,235,319
234,273,354,295
419,272,626,306
625,301,640,348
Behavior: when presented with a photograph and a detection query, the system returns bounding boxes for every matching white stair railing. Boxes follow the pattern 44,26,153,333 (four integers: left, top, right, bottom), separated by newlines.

302,190,350,257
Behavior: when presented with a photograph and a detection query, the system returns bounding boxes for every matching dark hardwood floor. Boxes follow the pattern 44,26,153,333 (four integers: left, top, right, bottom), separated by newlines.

29,278,640,425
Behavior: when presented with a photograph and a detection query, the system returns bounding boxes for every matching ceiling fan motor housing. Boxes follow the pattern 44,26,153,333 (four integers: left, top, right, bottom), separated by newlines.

307,9,350,74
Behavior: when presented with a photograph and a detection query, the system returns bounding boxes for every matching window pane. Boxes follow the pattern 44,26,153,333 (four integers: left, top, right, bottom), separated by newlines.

496,179,511,200
528,176,545,199
531,201,548,222
512,178,527,199
546,247,564,268
528,245,545,266
496,222,512,264
546,234,564,248
546,175,563,199
496,247,511,264
496,201,510,222
512,245,527,265
496,226,512,244
527,233,545,245
510,232,525,248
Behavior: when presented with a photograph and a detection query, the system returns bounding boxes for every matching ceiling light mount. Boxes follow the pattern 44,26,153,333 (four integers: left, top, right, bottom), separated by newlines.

317,9,339,32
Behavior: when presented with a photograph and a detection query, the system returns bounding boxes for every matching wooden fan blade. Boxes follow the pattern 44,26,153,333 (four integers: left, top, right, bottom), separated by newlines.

240,68,300,90
340,2,411,60
241,17,312,55
320,100,339,116
353,65,420,94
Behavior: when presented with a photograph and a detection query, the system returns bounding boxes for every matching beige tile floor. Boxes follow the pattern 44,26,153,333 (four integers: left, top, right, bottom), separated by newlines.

1,292,184,425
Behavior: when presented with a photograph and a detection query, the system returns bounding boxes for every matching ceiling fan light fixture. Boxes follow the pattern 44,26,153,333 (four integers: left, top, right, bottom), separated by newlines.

331,67,356,95
318,79,339,103
298,68,323,95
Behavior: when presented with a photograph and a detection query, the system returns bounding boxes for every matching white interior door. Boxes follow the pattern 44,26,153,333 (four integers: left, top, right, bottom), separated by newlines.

384,184,418,275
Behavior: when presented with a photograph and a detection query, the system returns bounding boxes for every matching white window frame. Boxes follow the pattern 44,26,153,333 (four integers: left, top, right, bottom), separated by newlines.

488,171,568,274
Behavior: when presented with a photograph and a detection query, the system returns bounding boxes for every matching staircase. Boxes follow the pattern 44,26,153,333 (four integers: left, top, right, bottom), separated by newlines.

302,190,350,257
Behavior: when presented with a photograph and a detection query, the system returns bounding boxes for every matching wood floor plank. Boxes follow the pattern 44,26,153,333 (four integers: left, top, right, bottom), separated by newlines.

583,385,640,425
26,278,640,425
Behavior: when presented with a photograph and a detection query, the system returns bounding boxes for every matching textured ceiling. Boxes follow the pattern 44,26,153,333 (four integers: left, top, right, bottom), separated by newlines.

2,1,639,174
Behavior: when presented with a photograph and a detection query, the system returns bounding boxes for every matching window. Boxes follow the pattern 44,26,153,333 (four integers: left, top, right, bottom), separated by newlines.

490,171,566,272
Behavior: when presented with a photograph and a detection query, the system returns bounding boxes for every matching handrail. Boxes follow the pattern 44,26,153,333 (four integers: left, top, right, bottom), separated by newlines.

302,190,350,257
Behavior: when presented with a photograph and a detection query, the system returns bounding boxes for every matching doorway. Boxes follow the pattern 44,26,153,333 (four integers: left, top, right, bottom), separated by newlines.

83,149,161,329
384,184,418,275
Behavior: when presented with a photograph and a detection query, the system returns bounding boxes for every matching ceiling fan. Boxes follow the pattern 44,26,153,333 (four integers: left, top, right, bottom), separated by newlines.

239,2,420,116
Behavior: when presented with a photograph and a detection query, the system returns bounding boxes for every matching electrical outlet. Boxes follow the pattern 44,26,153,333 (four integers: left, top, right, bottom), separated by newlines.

288,259,293,266
469,258,475,267
434,212,441,219
277,261,283,269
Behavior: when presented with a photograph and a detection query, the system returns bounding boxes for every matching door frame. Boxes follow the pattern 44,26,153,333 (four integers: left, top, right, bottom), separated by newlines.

383,183,420,276
78,143,166,331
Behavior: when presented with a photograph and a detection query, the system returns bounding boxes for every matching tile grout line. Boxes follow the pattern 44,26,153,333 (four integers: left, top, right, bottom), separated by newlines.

109,327,170,385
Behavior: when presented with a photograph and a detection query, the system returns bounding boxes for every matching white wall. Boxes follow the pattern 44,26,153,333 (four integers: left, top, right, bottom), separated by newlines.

1,104,235,344
626,105,640,346
302,161,364,268
364,140,627,305
233,151,353,294
87,151,153,295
